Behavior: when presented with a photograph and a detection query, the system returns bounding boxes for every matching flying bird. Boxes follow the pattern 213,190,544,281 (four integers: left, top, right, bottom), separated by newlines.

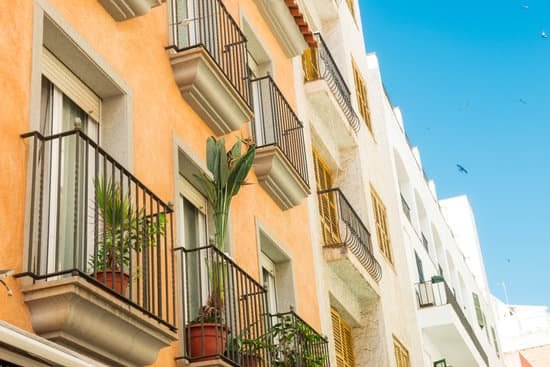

519,98,528,104
522,4,529,9
542,31,548,39
456,164,469,174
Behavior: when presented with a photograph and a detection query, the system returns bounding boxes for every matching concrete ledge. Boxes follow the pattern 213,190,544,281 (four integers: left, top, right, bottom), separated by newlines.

21,277,177,367
98,0,163,21
305,79,357,150
170,47,253,136
254,145,311,210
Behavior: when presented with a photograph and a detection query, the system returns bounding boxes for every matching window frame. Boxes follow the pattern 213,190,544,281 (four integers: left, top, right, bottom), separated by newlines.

331,308,355,367
371,186,392,263
351,59,372,134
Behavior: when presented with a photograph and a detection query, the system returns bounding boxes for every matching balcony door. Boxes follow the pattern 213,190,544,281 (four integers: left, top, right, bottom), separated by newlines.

178,177,209,320
38,48,100,276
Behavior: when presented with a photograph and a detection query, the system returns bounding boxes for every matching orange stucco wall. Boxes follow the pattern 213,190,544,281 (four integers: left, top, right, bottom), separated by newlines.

0,0,320,365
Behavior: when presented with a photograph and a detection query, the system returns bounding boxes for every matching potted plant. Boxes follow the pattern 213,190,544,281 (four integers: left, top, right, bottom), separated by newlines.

226,322,271,367
90,178,165,294
268,314,327,367
186,136,256,360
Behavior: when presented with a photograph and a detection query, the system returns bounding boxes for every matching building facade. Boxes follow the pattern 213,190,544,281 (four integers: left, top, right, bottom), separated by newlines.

0,0,504,366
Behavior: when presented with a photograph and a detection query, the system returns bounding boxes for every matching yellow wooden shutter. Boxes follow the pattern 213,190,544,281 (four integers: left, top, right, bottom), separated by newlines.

302,47,320,81
393,336,410,367
314,151,340,244
371,186,392,263
352,60,372,132
331,308,355,367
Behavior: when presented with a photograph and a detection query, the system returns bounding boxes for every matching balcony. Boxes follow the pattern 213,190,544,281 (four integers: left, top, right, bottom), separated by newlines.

250,76,310,210
302,33,359,147
175,246,329,367
17,130,177,367
99,0,162,21
169,0,253,135
317,189,382,288
268,311,330,367
175,245,269,366
416,280,489,367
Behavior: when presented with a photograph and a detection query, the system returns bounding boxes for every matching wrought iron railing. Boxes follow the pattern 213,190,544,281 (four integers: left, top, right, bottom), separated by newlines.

175,245,270,365
302,33,359,132
317,188,382,282
170,0,250,107
416,281,489,366
400,193,411,222
268,311,330,367
18,129,176,329
250,76,309,187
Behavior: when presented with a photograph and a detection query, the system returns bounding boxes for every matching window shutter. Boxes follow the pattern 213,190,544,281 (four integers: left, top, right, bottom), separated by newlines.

472,292,485,328
42,48,101,122
491,326,500,356
434,359,447,367
331,308,354,367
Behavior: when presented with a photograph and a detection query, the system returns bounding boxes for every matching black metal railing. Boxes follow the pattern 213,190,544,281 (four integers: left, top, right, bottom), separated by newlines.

416,281,489,366
250,76,309,187
18,129,176,329
170,0,250,107
268,311,330,367
302,33,359,132
317,188,382,282
175,245,270,365
400,193,411,222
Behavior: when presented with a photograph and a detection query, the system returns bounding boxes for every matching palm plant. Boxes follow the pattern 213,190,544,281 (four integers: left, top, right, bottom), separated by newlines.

90,178,165,274
193,136,255,321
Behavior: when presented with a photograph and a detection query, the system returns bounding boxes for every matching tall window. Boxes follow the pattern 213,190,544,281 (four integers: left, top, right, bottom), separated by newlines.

371,187,392,263
313,150,339,244
331,308,355,367
345,0,356,20
261,252,278,314
393,336,410,367
352,60,372,132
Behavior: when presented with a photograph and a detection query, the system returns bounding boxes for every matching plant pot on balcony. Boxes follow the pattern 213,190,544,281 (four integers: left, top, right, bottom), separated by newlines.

94,270,129,294
187,323,229,361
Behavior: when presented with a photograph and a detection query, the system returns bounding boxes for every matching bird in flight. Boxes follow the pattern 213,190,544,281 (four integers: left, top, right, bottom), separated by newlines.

456,164,469,174
542,31,549,39
522,4,529,9
519,99,528,104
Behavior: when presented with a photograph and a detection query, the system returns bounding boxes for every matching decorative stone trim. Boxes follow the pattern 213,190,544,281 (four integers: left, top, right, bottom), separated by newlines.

254,0,309,57
170,47,254,136
21,277,177,367
98,0,163,21
254,145,311,210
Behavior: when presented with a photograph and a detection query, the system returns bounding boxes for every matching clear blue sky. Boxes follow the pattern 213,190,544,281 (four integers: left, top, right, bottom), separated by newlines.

359,0,550,306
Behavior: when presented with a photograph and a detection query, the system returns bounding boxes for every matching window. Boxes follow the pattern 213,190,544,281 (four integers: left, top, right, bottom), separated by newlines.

313,150,339,244
415,251,424,283
393,336,410,367
38,49,101,274
371,187,392,263
352,60,372,132
345,0,356,20
261,252,278,313
472,292,485,328
331,308,354,367
491,326,500,357
434,359,447,367
302,46,320,81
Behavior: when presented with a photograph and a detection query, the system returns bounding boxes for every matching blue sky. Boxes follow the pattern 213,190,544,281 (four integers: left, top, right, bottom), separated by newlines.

359,0,550,306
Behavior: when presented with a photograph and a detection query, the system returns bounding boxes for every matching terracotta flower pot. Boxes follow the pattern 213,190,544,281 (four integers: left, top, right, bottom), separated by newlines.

95,270,129,294
186,323,228,361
